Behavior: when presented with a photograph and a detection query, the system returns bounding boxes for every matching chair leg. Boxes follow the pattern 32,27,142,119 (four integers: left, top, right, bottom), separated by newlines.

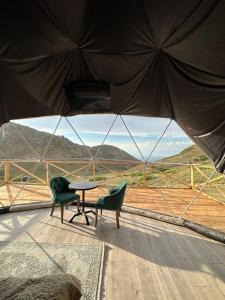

118,209,121,217
95,209,98,227
61,205,64,223
100,209,103,215
50,202,55,216
116,210,120,229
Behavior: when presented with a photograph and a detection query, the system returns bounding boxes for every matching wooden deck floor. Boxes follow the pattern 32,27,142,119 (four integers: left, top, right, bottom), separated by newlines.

0,209,225,299
1,184,225,232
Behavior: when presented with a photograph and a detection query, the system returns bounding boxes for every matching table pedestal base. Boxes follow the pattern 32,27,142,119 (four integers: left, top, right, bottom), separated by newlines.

69,210,96,225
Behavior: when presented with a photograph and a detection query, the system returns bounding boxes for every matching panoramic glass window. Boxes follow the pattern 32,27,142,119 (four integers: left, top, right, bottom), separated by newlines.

13,115,193,160
0,114,224,232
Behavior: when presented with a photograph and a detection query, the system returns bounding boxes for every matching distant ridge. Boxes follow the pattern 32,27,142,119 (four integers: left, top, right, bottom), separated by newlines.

158,144,209,164
0,123,138,161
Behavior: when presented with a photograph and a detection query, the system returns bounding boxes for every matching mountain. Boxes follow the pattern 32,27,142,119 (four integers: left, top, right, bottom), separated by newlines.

0,123,211,164
0,123,137,161
158,144,210,164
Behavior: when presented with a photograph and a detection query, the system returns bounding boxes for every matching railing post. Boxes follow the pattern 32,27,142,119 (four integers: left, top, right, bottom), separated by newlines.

191,165,194,189
46,162,49,186
4,161,9,184
143,164,147,187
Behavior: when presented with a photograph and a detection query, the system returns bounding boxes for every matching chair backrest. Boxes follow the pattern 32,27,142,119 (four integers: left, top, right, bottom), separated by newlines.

50,176,70,200
105,181,127,210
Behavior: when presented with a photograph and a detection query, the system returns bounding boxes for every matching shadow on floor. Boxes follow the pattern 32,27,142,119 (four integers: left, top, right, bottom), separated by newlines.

0,208,225,286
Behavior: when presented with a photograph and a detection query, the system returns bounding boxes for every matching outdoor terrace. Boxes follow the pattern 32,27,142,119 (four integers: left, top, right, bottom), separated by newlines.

1,159,225,232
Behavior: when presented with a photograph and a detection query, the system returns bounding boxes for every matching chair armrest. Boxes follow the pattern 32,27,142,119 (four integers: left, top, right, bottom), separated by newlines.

108,187,119,195
96,196,105,206
96,194,121,210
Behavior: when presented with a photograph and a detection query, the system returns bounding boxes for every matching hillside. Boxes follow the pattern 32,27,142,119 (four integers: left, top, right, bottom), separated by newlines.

0,123,137,161
158,144,211,164
0,122,212,164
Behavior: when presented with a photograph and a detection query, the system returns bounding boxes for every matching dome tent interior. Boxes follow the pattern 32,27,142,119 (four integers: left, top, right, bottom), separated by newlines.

1,0,225,173
1,2,225,299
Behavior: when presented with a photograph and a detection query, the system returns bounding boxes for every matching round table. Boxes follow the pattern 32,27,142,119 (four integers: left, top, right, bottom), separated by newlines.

69,182,97,225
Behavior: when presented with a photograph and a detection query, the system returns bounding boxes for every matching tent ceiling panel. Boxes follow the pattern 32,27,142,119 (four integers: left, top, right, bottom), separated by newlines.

0,1,76,60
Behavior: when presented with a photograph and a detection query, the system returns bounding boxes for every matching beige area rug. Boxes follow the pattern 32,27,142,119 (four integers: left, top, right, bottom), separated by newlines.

0,241,105,300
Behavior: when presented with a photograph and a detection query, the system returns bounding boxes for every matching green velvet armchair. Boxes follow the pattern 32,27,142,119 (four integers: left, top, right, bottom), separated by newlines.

95,181,127,228
50,176,80,223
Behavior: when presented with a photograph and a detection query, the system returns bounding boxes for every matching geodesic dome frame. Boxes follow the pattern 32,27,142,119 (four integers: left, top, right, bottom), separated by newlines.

1,1,225,172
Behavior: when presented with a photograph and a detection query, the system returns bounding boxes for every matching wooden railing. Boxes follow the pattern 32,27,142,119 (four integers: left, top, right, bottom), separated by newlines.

0,159,225,213
0,159,223,191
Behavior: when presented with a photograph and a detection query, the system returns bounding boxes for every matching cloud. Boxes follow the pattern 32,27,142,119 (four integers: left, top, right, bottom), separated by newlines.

98,138,193,160
14,114,188,138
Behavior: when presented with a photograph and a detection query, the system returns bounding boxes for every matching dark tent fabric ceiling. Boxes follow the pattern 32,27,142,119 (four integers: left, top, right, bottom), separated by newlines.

1,0,225,172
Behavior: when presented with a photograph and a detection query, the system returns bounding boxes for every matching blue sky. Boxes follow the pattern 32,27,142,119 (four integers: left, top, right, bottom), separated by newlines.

13,114,193,160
